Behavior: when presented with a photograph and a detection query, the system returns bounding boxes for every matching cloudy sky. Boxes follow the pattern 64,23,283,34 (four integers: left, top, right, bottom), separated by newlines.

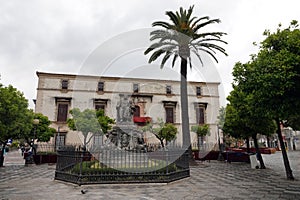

0,0,299,108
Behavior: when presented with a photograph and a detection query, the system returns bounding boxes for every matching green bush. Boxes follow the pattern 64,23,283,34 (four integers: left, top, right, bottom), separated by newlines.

10,141,20,148
70,160,178,175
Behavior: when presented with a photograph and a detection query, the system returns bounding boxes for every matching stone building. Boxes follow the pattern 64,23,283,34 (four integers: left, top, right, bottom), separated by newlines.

35,71,221,149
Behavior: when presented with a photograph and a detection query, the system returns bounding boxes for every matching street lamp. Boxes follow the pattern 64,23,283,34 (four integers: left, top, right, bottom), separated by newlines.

217,125,224,161
32,119,39,155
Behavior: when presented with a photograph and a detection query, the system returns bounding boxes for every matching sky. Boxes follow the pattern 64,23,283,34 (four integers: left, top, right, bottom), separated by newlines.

0,0,299,109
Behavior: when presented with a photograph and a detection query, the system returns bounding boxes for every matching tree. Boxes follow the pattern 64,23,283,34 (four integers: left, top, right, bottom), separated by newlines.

96,109,115,135
191,124,209,151
230,21,300,179
217,106,226,130
224,87,276,169
21,111,56,155
0,84,30,167
67,108,115,150
144,5,227,151
142,118,177,148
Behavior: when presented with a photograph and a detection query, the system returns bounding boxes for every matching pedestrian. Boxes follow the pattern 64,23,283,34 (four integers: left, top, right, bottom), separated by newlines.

21,145,25,156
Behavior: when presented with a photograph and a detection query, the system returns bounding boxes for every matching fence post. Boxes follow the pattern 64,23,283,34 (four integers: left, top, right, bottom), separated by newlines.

166,149,169,174
78,151,83,185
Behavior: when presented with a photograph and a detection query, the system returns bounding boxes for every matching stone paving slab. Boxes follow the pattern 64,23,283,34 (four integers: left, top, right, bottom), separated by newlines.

1,150,300,200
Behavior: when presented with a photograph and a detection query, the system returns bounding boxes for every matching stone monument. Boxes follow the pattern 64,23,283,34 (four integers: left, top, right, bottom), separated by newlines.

105,94,146,152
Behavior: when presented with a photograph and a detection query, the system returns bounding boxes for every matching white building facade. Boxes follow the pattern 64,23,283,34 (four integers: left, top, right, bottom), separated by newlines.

35,71,221,149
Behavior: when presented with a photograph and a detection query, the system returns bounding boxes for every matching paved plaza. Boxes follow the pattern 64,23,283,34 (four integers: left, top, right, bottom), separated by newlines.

1,150,300,200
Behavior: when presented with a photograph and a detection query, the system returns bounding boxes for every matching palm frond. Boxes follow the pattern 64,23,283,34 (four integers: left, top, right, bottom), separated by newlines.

193,38,228,45
160,51,173,69
146,5,227,67
166,11,180,27
152,21,172,29
188,56,192,69
194,32,227,39
191,49,204,66
198,48,219,63
186,5,194,20
199,43,228,56
193,19,221,33
148,49,165,63
171,54,179,68
191,16,209,29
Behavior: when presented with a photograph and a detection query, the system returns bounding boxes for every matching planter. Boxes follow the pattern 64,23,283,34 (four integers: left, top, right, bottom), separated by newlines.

222,151,250,163
193,150,219,161
33,154,57,164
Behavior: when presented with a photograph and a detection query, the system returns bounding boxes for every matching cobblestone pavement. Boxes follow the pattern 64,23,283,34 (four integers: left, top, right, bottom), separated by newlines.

1,150,300,200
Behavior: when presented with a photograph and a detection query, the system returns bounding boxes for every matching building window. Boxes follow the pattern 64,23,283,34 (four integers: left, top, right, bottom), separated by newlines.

133,83,139,93
61,80,68,90
165,107,174,123
94,98,108,113
55,134,65,149
196,107,205,124
133,105,140,117
196,86,201,96
195,103,207,125
93,134,103,146
57,104,68,122
166,85,172,94
163,101,177,123
95,104,105,111
98,81,104,92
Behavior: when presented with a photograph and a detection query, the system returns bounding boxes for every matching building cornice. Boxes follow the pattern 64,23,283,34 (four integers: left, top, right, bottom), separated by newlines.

36,71,220,85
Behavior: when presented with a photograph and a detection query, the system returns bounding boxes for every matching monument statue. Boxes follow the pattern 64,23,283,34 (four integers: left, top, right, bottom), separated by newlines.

116,94,135,123
104,94,146,152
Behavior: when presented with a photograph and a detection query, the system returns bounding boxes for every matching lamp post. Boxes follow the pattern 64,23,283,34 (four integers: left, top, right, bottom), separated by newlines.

32,119,39,155
217,125,224,161
56,126,61,151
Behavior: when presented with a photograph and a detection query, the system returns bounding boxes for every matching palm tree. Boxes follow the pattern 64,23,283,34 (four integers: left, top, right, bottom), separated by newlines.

144,5,227,151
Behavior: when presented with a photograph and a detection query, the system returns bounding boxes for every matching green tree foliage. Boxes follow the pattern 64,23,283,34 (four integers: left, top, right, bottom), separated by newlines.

230,21,299,179
0,84,30,166
191,124,209,137
224,86,276,168
96,109,115,134
217,106,226,130
191,124,209,150
28,112,56,143
144,5,227,150
142,118,177,148
67,108,115,149
19,111,56,155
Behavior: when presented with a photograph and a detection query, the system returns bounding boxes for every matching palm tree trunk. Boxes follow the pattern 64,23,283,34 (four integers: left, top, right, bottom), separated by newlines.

180,58,191,149
180,58,194,164
275,118,294,180
252,133,266,169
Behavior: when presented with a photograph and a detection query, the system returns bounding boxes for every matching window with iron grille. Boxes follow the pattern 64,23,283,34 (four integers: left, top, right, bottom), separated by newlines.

93,134,103,146
98,81,104,92
196,86,201,96
55,134,65,148
61,80,68,90
166,85,172,94
133,83,139,93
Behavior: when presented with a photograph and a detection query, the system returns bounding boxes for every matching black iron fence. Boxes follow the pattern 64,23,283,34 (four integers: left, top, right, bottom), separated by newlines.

55,146,190,185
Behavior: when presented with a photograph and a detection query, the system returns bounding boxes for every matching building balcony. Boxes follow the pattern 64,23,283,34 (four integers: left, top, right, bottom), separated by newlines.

133,117,152,124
